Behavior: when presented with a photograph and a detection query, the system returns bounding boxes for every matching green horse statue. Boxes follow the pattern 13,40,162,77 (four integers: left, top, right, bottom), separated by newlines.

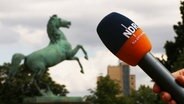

8,14,88,95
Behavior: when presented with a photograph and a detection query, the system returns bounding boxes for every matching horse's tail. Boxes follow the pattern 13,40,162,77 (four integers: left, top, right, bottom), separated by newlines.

8,53,26,78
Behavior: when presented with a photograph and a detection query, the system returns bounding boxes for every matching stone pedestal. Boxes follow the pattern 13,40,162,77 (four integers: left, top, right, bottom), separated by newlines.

23,96,89,104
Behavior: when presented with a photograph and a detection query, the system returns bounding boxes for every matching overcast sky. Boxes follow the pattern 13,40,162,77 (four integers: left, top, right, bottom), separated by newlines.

0,0,182,96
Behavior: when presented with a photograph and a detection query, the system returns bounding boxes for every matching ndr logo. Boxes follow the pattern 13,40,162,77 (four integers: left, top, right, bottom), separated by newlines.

121,23,138,38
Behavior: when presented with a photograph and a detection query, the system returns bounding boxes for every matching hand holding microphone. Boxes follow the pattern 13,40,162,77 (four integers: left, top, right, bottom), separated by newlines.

96,12,184,104
153,69,184,104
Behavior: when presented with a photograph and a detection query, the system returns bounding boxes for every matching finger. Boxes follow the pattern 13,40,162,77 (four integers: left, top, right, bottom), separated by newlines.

172,68,184,78
176,75,184,86
153,83,161,93
161,92,172,102
168,100,176,104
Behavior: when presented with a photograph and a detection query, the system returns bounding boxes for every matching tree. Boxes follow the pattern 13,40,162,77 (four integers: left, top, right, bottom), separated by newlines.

0,63,68,104
130,85,164,104
86,76,164,104
173,49,184,70
85,77,164,104
85,75,122,104
162,1,184,72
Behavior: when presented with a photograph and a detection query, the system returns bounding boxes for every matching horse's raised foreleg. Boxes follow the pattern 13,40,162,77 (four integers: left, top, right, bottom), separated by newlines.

79,45,88,60
68,45,88,73
70,45,88,60
71,57,84,73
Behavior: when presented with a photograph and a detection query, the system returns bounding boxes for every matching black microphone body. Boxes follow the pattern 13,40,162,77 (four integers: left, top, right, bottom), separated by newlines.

97,12,184,104
139,53,184,104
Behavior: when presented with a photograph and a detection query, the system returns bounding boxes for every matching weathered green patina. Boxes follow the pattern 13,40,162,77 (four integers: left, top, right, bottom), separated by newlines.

23,96,84,104
8,14,88,96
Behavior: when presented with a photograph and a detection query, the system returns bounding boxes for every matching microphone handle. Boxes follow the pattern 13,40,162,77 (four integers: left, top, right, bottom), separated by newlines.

138,53,184,104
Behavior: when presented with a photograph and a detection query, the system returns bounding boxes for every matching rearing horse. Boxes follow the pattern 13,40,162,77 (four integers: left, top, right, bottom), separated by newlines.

8,14,88,95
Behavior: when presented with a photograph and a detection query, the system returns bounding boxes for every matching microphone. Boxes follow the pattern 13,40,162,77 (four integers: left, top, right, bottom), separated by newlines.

97,12,184,104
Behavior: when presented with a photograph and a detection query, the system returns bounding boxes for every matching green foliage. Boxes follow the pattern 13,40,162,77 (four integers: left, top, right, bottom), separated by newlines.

113,85,164,104
0,63,68,104
85,76,164,104
130,85,164,104
173,49,184,70
162,1,184,72
85,76,121,104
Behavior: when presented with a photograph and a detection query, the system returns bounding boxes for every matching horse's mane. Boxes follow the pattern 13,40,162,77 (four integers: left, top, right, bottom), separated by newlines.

47,15,61,44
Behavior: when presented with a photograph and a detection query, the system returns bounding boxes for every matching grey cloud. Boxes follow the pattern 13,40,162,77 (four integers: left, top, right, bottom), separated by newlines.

0,25,20,44
0,0,180,53
0,0,177,57
1,17,48,29
143,25,176,53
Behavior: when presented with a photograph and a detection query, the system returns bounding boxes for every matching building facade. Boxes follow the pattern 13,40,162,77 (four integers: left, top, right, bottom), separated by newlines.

107,62,136,96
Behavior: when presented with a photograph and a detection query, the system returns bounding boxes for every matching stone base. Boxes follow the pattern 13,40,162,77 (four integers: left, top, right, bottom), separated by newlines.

23,96,88,104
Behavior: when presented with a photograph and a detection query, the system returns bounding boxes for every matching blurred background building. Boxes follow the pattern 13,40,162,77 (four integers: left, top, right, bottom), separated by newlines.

97,62,136,96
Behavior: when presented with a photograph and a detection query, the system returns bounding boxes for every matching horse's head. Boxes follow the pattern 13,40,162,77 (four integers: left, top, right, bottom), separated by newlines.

49,14,71,28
